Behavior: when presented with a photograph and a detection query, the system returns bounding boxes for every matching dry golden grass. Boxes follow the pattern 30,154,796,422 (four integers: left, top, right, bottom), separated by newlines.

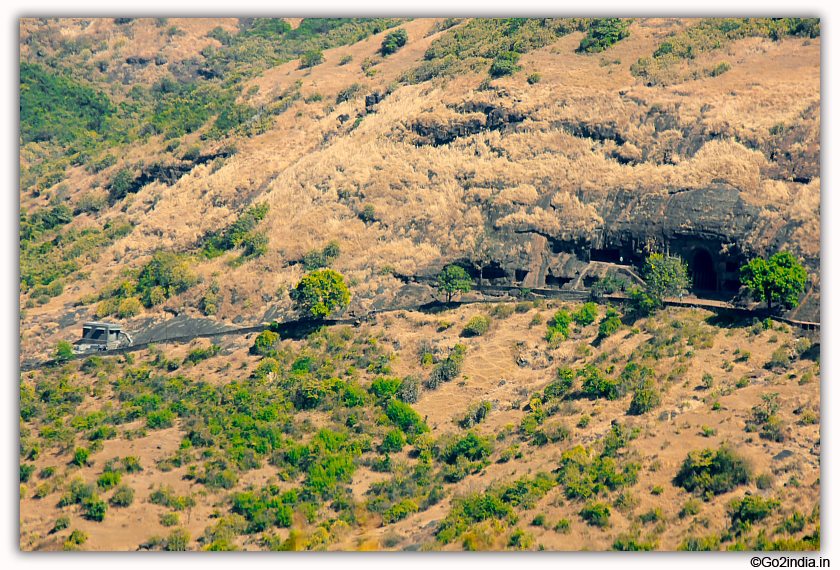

19,17,819,383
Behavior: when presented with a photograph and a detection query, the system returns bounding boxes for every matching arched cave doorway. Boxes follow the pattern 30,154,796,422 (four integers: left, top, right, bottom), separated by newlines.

692,249,717,291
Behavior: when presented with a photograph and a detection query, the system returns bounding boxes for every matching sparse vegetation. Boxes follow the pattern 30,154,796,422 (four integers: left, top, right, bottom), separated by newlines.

16,16,821,553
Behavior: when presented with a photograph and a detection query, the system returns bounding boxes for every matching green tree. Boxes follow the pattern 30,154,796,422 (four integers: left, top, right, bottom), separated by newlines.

642,253,689,305
53,340,75,361
740,251,807,312
489,51,521,77
577,18,632,53
299,49,325,69
381,28,408,55
290,269,351,319
109,169,134,203
437,265,472,303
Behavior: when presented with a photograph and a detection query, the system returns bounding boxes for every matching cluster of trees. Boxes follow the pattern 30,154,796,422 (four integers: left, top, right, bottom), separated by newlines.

630,250,806,315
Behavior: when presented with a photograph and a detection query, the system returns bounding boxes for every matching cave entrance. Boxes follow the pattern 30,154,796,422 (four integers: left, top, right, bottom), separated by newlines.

692,249,717,291
590,248,621,263
481,265,507,280
468,264,507,283
545,274,573,288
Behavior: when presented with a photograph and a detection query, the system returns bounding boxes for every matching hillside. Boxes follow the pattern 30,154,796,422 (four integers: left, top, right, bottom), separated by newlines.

18,17,820,552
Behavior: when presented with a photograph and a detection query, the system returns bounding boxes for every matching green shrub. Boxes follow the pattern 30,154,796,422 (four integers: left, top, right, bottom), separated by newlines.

146,409,175,430
628,379,661,415
185,344,221,365
370,376,402,401
533,421,570,446
674,445,751,498
573,302,598,326
489,51,521,77
545,367,575,400
53,516,71,532
380,429,407,453
498,444,521,463
440,431,493,464
110,484,135,507
165,528,190,551
530,513,547,527
463,315,491,336
53,340,75,361
612,533,657,551
527,72,541,84
578,18,632,53
386,400,428,435
117,297,143,318
122,456,143,473
396,375,421,404
456,401,492,429
709,61,731,77
161,512,181,527
34,482,52,498
546,309,572,347
781,511,806,535
680,498,702,518
252,330,279,355
729,495,780,527
578,364,621,400
299,49,325,69
508,528,534,549
382,498,418,524
381,28,408,55
290,269,351,319
579,501,611,529
58,478,96,507
64,529,88,549
339,54,353,65
678,534,721,551
83,495,108,521
72,447,90,467
97,471,121,491
767,347,791,370
489,303,516,319
554,519,571,533
427,344,466,389
109,169,134,203
613,490,638,513
20,463,36,483
795,337,812,355
598,309,623,338
638,507,664,524
39,466,56,479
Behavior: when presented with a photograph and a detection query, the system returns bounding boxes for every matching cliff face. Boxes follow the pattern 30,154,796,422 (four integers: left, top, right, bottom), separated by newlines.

450,182,815,304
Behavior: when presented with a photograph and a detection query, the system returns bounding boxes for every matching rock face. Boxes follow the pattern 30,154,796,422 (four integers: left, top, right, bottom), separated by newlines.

442,182,818,322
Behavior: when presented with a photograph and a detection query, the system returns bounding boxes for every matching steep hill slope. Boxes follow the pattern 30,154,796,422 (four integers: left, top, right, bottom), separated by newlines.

19,18,820,552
